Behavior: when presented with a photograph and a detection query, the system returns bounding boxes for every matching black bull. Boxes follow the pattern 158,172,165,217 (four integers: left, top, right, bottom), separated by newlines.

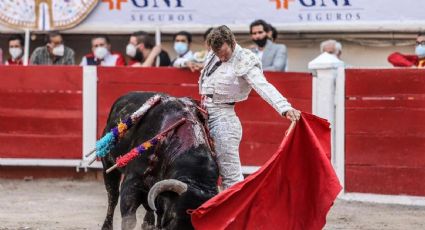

101,92,219,230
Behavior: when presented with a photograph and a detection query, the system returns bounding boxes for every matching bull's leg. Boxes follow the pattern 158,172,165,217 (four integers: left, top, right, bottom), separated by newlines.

120,176,145,230
141,211,155,230
101,165,121,230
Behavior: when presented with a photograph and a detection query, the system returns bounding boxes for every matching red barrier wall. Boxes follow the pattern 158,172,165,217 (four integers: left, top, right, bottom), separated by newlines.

97,67,312,166
345,69,425,196
0,66,311,167
3,65,425,197
0,66,83,159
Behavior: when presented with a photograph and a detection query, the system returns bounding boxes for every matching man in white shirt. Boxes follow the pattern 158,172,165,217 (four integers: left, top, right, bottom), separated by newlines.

320,39,343,60
172,31,200,71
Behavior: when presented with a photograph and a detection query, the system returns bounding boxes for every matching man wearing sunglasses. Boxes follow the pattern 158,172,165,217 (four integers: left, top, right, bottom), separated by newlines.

199,25,301,190
388,33,425,67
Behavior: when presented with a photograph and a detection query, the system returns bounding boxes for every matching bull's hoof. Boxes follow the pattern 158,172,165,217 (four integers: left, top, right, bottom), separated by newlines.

101,222,113,230
142,222,157,230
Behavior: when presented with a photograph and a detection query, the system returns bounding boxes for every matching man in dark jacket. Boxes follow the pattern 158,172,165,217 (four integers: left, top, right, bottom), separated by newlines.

249,19,287,72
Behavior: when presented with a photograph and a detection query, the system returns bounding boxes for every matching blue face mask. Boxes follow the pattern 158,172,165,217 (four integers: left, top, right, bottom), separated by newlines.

174,42,188,56
415,45,425,58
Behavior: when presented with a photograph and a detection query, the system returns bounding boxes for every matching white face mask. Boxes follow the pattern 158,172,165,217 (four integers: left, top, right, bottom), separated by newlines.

94,46,109,60
52,44,65,56
126,44,137,58
9,47,22,60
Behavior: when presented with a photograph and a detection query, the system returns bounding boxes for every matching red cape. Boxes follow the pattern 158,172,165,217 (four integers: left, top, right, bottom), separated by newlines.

191,112,342,230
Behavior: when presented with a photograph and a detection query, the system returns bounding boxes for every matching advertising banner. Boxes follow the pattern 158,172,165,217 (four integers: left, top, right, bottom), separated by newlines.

0,0,424,32
79,0,425,32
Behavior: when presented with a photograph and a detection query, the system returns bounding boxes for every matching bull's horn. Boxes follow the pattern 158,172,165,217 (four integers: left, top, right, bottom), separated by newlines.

147,179,188,211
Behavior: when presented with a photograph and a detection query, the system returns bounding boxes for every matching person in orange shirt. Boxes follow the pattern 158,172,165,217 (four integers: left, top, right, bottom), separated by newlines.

388,33,425,68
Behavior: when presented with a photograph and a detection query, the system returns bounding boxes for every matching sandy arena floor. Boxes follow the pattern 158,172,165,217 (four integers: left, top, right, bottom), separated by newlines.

0,179,424,230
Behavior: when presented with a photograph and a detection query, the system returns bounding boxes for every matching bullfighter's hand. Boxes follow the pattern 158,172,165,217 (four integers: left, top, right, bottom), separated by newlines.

283,109,301,122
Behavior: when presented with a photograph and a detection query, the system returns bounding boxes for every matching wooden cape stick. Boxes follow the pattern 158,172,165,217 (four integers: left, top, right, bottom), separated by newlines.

285,121,297,137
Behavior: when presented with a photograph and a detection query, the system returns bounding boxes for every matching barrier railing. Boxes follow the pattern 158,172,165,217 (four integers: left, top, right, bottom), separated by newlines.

0,66,312,173
2,64,424,204
0,66,83,167
345,69,425,197
309,53,425,205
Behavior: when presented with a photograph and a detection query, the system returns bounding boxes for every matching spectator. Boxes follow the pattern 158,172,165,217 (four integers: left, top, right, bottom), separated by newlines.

5,34,24,65
192,27,213,64
30,31,75,65
126,31,170,67
178,27,214,72
249,19,287,72
80,35,125,66
171,31,197,70
320,39,343,59
388,33,425,67
267,24,278,42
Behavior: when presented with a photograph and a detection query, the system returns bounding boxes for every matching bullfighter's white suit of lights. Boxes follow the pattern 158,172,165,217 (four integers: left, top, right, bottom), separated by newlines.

200,44,293,189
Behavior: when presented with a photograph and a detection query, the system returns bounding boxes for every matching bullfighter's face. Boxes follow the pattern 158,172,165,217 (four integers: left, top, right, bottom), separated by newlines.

214,42,233,63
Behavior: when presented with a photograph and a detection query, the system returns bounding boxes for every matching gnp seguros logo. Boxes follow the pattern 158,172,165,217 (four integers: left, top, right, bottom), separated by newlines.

102,0,193,23
269,0,362,22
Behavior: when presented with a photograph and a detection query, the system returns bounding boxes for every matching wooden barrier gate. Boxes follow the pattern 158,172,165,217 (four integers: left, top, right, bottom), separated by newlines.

0,66,83,165
345,69,425,197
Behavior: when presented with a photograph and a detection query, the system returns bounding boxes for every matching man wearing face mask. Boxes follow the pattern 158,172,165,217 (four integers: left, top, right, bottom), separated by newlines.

250,19,287,72
30,31,75,65
171,31,198,71
5,34,24,65
126,31,171,67
388,33,425,67
80,35,125,66
200,25,300,190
